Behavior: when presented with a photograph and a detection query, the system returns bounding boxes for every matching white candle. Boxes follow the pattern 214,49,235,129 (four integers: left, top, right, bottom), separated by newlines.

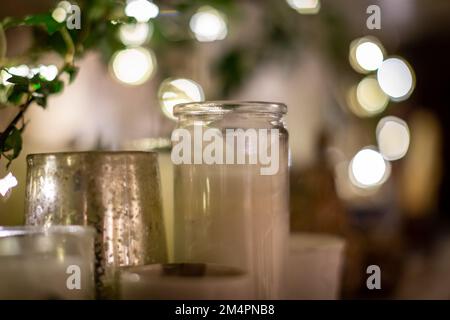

281,233,345,300
0,256,94,299
120,263,253,300
174,159,289,299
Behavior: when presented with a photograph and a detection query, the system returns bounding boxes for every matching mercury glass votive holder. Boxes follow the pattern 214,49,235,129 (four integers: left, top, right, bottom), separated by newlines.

0,225,95,300
24,151,168,298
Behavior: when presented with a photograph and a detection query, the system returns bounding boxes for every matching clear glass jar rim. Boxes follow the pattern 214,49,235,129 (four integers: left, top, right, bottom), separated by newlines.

173,101,287,116
0,225,95,238
27,150,158,161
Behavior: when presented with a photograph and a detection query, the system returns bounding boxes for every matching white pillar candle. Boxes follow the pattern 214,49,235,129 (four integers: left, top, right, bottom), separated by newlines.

120,263,253,300
281,233,345,300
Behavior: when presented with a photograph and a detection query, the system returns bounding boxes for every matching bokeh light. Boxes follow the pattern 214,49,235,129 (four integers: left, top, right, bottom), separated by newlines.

377,116,410,161
125,0,159,23
119,23,152,46
377,57,415,100
158,78,205,120
189,6,228,42
356,76,389,115
0,173,18,197
286,0,321,14
111,47,156,85
1,65,29,85
1,64,58,84
38,65,58,81
57,1,72,13
52,7,67,23
349,148,390,188
349,37,385,73
7,65,30,77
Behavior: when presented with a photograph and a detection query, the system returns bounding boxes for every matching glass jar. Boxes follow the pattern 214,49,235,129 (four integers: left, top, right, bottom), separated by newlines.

172,101,289,299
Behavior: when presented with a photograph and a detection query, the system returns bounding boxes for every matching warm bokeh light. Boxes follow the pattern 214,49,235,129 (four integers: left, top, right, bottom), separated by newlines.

0,173,18,197
1,65,29,85
37,65,59,81
349,148,389,188
58,1,72,13
349,37,384,73
356,76,389,115
7,65,30,77
377,57,415,100
377,116,410,161
286,0,321,14
189,6,228,42
119,23,152,46
111,47,156,85
2,64,58,84
158,78,205,120
52,7,67,23
125,0,159,23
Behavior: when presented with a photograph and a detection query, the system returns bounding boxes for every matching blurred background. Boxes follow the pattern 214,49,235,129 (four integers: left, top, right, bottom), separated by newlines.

1,0,450,299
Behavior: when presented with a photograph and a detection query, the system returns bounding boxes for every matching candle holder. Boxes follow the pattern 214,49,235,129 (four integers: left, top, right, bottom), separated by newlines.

172,101,290,299
24,151,167,298
120,263,253,300
0,226,95,300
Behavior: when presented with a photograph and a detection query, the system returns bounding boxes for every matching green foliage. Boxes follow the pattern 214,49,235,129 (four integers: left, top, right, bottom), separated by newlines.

1,126,23,168
0,7,78,166
24,14,64,35
63,64,79,83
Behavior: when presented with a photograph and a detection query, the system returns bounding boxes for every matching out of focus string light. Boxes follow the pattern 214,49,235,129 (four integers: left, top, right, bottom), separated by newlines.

36,65,58,81
377,57,415,101
158,78,205,120
119,22,152,46
125,0,159,23
355,76,389,115
111,47,156,85
346,82,387,118
0,173,18,197
376,116,410,161
52,1,73,23
1,64,58,85
286,0,321,14
189,6,228,42
349,148,390,188
349,37,384,73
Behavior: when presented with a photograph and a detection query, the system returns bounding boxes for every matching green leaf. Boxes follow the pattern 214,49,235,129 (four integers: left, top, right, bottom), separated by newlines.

25,14,63,35
0,84,12,106
7,84,28,104
35,96,47,108
5,75,29,85
64,65,79,83
40,79,64,94
2,127,22,163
